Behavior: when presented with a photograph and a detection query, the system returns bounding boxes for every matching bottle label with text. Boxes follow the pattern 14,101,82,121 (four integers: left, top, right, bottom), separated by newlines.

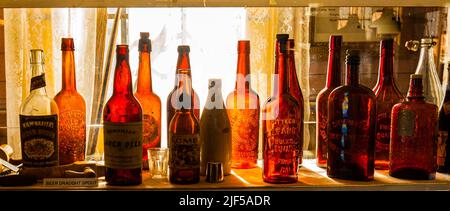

169,134,200,170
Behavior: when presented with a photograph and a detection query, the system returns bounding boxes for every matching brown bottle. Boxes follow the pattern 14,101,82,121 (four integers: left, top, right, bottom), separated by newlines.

226,40,260,169
103,45,143,186
134,32,162,170
167,45,200,134
168,64,201,184
54,38,86,165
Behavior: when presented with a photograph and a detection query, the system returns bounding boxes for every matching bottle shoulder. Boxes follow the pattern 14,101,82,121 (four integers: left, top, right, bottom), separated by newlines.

169,111,200,134
54,90,86,108
20,93,59,115
330,85,376,99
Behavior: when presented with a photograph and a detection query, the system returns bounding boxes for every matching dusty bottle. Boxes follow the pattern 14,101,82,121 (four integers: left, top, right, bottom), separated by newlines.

200,79,232,176
437,64,450,173
20,49,59,167
373,38,404,170
226,40,260,169
103,45,143,186
316,35,342,168
390,74,438,179
262,34,302,184
327,50,376,181
134,32,162,170
54,38,86,165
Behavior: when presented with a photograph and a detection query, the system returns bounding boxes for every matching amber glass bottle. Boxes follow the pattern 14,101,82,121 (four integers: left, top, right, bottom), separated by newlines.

54,38,86,165
373,38,404,170
437,65,450,173
168,66,201,184
226,40,260,169
262,34,302,184
134,33,161,170
389,74,438,180
327,50,376,181
103,45,143,186
316,35,342,168
287,39,304,166
167,45,200,132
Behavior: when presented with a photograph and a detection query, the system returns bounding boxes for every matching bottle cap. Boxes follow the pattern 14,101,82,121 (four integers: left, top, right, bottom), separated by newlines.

30,49,45,64
276,34,289,41
116,44,129,55
237,40,250,53
345,49,360,65
139,32,152,52
205,162,224,183
410,74,422,79
61,38,75,51
420,38,435,46
178,45,190,53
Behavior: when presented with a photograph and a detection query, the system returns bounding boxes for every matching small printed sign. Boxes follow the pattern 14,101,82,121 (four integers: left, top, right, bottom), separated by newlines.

43,178,98,187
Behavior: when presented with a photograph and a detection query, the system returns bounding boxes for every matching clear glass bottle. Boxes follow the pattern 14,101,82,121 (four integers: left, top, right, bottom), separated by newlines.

19,49,59,167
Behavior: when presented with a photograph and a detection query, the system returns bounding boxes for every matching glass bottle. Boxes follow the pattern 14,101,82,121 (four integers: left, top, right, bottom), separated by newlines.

54,38,86,165
262,34,302,184
327,50,376,181
390,74,438,179
167,45,200,132
103,45,143,186
19,49,59,167
407,38,443,107
200,79,232,176
168,64,201,184
437,64,450,173
316,35,342,168
373,38,404,170
226,40,260,169
287,39,304,166
134,32,162,170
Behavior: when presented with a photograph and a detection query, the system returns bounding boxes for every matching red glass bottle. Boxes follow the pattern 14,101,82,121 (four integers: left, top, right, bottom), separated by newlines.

262,34,302,184
327,50,376,181
287,39,304,166
373,38,404,170
226,40,260,169
389,74,438,180
437,64,450,173
167,46,200,132
103,45,143,186
134,33,162,170
316,35,342,168
168,64,201,184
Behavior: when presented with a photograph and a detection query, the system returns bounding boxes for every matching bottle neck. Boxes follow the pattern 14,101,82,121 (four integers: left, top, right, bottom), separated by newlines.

113,53,133,95
136,51,153,93
30,63,47,95
376,44,394,87
326,47,341,88
177,72,194,112
273,50,289,97
407,77,425,101
235,51,251,90
345,64,359,86
415,45,435,75
61,50,77,91
175,52,192,87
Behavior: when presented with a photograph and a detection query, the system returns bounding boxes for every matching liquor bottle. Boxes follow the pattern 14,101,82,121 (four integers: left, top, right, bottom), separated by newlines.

20,49,59,167
168,64,201,184
226,40,260,169
327,50,376,181
103,45,143,186
372,38,404,170
262,34,302,184
167,45,200,132
316,35,342,168
437,64,450,173
390,74,438,179
408,38,443,107
200,79,232,176
287,39,304,166
54,38,86,165
134,32,162,170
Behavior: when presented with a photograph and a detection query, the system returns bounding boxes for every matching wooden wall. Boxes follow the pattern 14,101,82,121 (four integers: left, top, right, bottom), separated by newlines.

0,9,6,145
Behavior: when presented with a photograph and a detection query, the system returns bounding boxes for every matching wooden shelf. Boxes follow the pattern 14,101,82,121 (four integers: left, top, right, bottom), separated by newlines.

1,160,449,190
0,0,449,8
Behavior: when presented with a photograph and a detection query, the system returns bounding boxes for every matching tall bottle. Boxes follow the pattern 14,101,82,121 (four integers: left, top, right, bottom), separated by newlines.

200,79,232,176
372,38,404,170
54,38,86,165
103,45,143,186
327,50,376,181
437,64,450,173
409,38,443,107
287,39,304,166
167,45,200,132
390,74,438,179
226,40,260,169
316,35,342,168
262,34,302,184
20,49,59,167
134,32,162,170
168,61,201,184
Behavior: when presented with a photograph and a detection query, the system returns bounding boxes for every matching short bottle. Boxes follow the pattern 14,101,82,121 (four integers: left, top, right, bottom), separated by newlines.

327,50,376,181
200,79,232,176
103,45,143,186
389,74,438,180
20,49,59,167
